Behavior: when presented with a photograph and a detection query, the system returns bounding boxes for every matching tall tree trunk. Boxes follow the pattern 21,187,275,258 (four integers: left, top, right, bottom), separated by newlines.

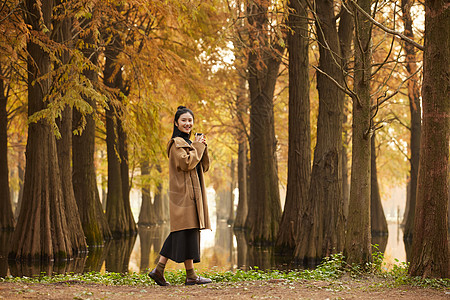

14,148,25,220
344,0,373,266
294,0,345,263
245,0,282,245
401,0,422,242
54,1,87,254
104,35,136,238
228,158,236,224
9,0,75,261
276,0,310,255
73,15,112,245
0,64,14,231
233,73,248,229
118,116,137,234
409,0,449,278
370,134,388,237
138,160,156,225
338,7,354,220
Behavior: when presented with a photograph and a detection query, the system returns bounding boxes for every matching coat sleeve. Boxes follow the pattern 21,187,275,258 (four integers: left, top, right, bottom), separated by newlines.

171,141,206,172
201,146,210,173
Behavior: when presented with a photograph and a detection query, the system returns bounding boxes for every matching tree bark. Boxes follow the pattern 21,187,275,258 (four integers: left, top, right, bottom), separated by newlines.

118,116,137,234
338,7,354,220
409,0,449,278
9,0,76,261
104,34,136,238
276,0,310,255
73,14,112,245
0,64,14,231
233,72,248,229
294,0,345,263
344,0,373,266
244,0,282,245
153,164,166,224
370,134,388,237
138,160,156,225
54,1,87,254
401,0,422,242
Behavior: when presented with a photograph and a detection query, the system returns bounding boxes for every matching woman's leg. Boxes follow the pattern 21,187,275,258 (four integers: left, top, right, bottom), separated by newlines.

184,259,212,285
149,255,170,286
159,255,168,264
184,259,194,270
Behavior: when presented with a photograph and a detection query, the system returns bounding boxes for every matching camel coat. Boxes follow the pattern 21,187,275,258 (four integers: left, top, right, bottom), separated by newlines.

166,137,211,232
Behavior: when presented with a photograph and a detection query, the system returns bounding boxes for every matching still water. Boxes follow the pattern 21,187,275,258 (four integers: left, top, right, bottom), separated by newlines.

0,218,405,277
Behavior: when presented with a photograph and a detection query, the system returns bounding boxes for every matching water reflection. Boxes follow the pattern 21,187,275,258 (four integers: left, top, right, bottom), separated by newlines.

0,221,406,276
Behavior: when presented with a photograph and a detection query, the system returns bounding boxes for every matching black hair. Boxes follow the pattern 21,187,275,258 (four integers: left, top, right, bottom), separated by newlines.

171,106,195,139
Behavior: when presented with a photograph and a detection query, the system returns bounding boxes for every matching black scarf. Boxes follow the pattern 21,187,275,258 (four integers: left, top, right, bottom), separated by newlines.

172,127,192,145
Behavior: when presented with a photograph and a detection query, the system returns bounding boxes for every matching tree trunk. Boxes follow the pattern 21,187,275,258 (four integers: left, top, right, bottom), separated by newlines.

228,158,236,224
153,164,166,224
401,0,422,242
233,73,248,229
0,64,14,231
409,0,449,278
54,2,87,254
138,160,156,225
370,134,388,237
73,15,112,245
294,0,345,264
14,149,25,220
245,0,282,245
9,0,76,261
276,0,310,255
118,117,137,234
104,37,136,238
338,7,354,221
344,0,373,266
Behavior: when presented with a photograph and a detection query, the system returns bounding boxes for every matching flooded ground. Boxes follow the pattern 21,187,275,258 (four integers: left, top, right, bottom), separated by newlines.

0,218,405,277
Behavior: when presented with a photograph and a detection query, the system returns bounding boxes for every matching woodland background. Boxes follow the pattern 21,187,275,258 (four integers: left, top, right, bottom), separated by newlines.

0,0,448,279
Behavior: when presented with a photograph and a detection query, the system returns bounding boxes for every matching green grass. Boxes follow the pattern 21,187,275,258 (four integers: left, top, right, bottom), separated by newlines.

1,249,449,290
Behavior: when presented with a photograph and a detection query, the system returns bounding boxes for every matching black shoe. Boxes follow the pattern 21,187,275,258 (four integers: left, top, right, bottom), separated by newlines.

149,268,170,286
185,276,212,285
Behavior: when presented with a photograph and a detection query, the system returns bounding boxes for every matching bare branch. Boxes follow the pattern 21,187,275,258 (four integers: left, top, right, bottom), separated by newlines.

348,0,424,51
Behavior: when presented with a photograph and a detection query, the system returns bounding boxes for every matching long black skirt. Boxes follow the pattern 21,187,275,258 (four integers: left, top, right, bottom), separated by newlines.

160,228,200,263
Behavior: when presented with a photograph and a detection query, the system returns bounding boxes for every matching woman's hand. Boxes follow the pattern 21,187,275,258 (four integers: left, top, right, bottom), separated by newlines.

195,133,207,145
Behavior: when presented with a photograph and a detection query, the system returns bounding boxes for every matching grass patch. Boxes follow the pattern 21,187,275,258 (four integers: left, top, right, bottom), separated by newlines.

1,250,449,290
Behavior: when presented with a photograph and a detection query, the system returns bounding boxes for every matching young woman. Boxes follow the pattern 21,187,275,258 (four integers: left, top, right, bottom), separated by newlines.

149,106,212,286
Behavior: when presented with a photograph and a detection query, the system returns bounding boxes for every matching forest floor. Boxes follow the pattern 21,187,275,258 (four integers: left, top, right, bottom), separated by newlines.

1,275,449,299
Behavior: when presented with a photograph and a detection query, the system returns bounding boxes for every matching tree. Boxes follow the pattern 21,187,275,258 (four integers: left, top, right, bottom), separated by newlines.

409,0,449,278
233,77,249,229
370,134,388,237
9,0,82,261
244,0,283,245
72,9,112,245
0,63,14,231
103,26,136,238
137,160,156,225
294,0,352,264
400,0,422,242
344,0,373,265
276,0,311,254
53,0,87,253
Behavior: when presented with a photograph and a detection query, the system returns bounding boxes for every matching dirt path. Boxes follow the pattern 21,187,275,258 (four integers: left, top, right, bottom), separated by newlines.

1,277,449,299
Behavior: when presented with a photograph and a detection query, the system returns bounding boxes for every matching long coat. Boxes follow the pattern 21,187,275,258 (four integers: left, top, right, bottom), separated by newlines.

166,137,211,232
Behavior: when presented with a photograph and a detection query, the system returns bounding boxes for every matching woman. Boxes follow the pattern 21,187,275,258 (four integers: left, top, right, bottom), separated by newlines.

149,106,212,286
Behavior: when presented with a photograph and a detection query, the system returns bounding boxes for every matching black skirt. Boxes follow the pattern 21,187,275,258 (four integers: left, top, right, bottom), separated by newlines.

159,228,200,263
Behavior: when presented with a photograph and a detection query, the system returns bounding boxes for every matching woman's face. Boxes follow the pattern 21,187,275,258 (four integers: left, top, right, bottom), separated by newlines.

175,112,194,134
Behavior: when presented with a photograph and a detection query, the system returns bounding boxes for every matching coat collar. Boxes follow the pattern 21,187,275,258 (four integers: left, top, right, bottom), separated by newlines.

166,137,193,156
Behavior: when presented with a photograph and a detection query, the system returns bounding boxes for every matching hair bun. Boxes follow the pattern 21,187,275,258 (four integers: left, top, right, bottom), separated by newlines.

177,105,186,110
